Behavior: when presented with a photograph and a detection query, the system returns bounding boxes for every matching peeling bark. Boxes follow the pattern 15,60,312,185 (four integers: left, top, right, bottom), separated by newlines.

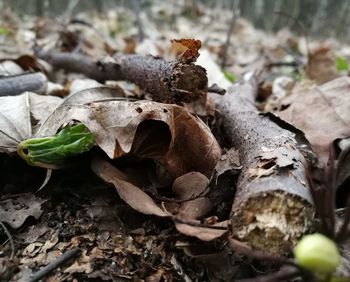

210,76,314,254
36,50,208,104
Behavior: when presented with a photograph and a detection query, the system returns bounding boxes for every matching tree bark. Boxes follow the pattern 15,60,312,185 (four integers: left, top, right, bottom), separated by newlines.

36,50,208,104
210,75,314,255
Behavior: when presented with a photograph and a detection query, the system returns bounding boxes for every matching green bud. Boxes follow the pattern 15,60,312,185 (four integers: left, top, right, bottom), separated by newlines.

294,233,340,275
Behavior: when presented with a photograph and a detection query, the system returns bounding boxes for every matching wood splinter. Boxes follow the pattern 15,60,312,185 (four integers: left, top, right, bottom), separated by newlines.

210,75,315,254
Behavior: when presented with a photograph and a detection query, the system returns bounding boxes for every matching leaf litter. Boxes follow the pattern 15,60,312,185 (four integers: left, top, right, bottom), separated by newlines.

1,2,350,281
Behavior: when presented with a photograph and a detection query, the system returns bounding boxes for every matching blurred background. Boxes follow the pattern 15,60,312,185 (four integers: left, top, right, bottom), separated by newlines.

1,0,349,42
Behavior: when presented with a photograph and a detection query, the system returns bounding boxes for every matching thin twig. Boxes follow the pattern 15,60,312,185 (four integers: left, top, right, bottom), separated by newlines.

221,0,240,68
28,247,81,282
267,61,299,68
0,221,14,260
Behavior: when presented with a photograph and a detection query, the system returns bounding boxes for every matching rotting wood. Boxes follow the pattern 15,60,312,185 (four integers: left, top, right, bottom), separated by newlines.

36,49,208,104
0,72,47,96
210,75,314,255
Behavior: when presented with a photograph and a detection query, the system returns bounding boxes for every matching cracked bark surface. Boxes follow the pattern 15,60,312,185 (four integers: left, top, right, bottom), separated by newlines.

36,50,207,104
210,76,315,254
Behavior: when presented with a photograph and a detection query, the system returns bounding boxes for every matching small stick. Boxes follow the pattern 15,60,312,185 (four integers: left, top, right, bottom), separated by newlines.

0,221,15,259
267,61,299,68
0,72,47,96
28,247,81,282
221,0,240,68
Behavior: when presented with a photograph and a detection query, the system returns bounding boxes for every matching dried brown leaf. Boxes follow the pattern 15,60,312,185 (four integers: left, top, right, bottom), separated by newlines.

306,46,338,84
175,220,228,241
91,157,170,217
171,38,201,62
177,197,213,220
0,193,46,229
172,172,209,200
275,76,350,164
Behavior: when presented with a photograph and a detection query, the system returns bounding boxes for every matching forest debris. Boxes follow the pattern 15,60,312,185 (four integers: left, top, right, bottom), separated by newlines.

210,76,314,254
63,250,92,275
0,193,45,228
0,72,47,96
274,76,350,165
36,50,208,104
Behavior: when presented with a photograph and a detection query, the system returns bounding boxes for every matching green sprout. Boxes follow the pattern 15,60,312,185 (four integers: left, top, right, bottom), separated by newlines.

294,233,341,281
0,26,10,36
17,123,94,169
336,57,348,72
223,70,236,83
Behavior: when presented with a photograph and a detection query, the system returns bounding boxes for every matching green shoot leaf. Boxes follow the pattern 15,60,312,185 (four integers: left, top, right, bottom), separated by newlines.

17,123,94,169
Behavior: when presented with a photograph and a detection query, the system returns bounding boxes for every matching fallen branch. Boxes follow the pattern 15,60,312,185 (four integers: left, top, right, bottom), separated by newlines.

210,75,314,255
0,72,47,96
36,50,207,104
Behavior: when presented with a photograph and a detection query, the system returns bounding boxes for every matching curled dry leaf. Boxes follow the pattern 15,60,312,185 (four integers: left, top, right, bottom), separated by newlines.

274,76,350,165
36,95,221,178
0,87,124,154
171,38,201,63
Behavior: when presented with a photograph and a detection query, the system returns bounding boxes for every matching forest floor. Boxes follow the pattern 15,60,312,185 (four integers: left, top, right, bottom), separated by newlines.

1,3,350,282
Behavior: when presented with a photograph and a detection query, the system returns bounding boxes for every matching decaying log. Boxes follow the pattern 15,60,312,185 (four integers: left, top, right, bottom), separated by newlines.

0,72,47,96
210,75,314,254
36,50,208,104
